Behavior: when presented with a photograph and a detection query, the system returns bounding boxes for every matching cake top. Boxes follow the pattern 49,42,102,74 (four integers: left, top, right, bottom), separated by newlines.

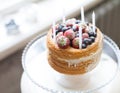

51,18,97,49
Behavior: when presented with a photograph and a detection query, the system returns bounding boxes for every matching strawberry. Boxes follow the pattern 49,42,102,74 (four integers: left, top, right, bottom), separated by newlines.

72,24,79,31
66,18,76,27
56,32,63,39
66,23,73,27
84,27,89,33
82,28,86,33
82,33,89,39
72,37,79,49
64,29,75,40
57,36,70,49
82,27,89,33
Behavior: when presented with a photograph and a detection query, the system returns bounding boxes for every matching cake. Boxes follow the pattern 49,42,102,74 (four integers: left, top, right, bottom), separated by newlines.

47,18,103,75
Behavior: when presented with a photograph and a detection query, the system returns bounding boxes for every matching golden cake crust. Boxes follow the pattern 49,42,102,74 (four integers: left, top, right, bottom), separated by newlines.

47,27,103,75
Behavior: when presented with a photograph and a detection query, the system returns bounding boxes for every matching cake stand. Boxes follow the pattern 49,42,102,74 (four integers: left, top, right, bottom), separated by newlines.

21,34,120,93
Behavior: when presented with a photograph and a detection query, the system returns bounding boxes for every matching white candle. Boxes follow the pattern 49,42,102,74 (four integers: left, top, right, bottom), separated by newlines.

81,6,85,23
92,11,95,33
62,8,66,23
52,21,56,43
79,26,82,49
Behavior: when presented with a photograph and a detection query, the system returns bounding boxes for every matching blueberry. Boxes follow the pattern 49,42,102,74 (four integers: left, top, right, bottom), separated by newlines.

55,30,60,35
62,26,70,33
89,36,95,42
67,26,71,29
75,31,79,37
83,38,92,45
75,33,79,37
58,24,64,31
75,20,81,24
88,38,93,45
72,25,78,31
88,31,97,37
88,31,94,36
82,43,87,49
86,22,89,26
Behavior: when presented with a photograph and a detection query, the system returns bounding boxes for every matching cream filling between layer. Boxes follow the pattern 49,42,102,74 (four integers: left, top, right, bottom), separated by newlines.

57,47,102,64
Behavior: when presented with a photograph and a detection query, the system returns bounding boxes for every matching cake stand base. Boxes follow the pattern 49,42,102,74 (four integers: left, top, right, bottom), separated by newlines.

21,71,120,93
21,52,120,93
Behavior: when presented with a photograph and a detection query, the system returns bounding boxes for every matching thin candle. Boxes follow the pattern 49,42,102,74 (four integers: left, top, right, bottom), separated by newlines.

81,6,85,23
79,26,82,49
52,21,56,43
92,11,95,33
62,8,66,23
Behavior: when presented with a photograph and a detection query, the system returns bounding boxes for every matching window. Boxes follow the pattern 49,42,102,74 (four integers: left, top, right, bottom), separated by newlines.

0,0,25,15
0,0,103,60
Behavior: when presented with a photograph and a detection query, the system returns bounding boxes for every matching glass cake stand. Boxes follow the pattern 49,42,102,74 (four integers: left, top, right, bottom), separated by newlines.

21,34,120,93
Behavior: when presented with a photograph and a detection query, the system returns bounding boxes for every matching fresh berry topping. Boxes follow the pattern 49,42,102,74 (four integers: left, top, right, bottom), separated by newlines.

72,24,79,31
56,32,63,39
82,33,89,39
66,19,76,27
62,26,70,33
83,38,92,45
81,25,88,33
55,30,60,35
57,36,70,49
82,43,87,49
89,36,95,42
82,28,86,33
72,37,79,49
52,19,98,49
64,29,75,40
88,38,93,45
85,27,89,33
75,32,79,37
88,31,96,37
57,24,64,31
75,20,81,24
66,23,73,27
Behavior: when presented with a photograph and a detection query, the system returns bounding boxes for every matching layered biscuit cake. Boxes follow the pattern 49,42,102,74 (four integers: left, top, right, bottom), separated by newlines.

47,18,103,75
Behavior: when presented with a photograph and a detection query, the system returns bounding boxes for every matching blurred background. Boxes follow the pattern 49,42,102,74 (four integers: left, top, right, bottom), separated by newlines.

0,0,120,93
